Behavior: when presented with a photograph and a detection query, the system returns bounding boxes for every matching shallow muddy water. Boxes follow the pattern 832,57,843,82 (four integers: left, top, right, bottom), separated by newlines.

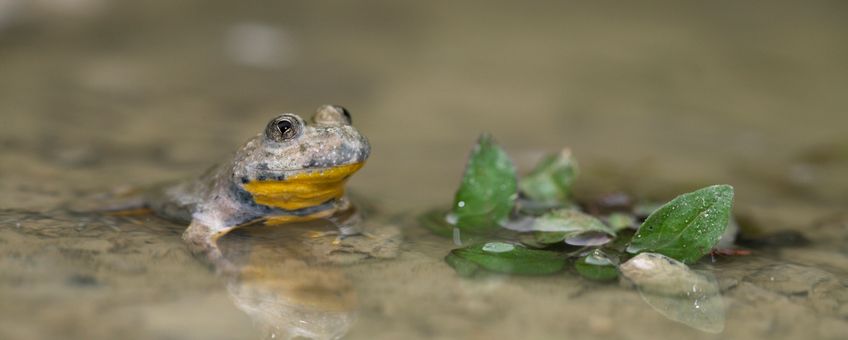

1,1,847,339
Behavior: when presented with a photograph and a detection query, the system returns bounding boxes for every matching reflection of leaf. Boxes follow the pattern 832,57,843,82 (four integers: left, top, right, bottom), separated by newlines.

627,185,734,264
418,209,502,245
418,209,453,238
451,134,517,233
519,149,578,205
638,292,724,334
620,253,725,333
445,242,567,276
520,209,615,246
574,250,618,281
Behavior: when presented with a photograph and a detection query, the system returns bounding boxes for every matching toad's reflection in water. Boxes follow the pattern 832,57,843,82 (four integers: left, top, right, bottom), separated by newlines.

620,253,725,334
226,249,357,340
216,219,401,340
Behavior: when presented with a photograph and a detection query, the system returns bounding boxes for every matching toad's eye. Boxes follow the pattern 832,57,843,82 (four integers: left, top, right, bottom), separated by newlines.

265,114,302,142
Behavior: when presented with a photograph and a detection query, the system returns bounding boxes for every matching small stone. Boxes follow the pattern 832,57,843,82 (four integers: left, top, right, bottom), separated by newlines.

619,253,717,296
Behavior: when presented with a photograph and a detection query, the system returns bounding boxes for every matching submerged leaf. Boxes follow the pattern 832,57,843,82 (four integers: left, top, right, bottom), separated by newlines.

418,209,454,238
519,149,578,205
574,250,619,281
446,242,567,276
534,209,613,233
604,228,635,254
418,209,492,246
451,134,517,233
627,185,734,264
444,252,482,277
520,209,616,246
565,232,612,246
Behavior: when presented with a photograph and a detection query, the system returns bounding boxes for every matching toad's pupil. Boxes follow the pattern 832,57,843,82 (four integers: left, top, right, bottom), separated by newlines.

277,120,292,134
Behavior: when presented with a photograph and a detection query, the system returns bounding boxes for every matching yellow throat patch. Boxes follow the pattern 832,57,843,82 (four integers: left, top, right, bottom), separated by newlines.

242,162,364,211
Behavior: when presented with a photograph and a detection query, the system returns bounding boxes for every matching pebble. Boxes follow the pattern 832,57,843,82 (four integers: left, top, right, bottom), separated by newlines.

619,252,718,296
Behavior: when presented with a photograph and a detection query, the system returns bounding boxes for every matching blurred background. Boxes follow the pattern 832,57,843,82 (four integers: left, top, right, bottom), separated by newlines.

1,1,847,339
1,0,846,212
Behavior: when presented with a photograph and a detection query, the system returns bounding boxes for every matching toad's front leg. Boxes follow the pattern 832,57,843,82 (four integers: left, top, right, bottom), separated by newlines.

182,220,245,273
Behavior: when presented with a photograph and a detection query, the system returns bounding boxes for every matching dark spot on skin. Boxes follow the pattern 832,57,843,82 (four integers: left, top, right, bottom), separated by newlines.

230,182,271,212
240,177,249,184
274,174,286,181
256,174,268,181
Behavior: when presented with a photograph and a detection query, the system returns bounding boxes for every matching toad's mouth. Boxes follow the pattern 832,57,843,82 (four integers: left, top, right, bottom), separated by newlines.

242,162,365,210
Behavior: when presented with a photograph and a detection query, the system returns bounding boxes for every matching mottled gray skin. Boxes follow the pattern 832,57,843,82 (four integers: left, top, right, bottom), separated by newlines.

147,105,370,265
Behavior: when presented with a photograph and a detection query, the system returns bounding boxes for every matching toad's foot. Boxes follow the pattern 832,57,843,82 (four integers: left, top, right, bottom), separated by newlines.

182,221,239,273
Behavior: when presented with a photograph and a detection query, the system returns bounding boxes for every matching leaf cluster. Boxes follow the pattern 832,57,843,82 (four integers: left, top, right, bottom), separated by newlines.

426,134,735,279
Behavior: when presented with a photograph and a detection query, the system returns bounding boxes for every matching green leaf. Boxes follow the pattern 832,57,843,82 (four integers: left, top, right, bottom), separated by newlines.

446,242,567,276
516,233,551,249
451,134,517,233
574,250,619,281
519,149,578,205
444,253,482,277
626,185,734,264
520,209,616,246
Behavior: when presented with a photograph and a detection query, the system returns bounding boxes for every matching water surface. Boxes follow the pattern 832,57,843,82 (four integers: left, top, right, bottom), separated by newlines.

1,1,847,339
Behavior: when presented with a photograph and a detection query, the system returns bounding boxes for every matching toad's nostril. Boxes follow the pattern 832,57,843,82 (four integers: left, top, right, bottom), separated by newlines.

336,105,352,124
